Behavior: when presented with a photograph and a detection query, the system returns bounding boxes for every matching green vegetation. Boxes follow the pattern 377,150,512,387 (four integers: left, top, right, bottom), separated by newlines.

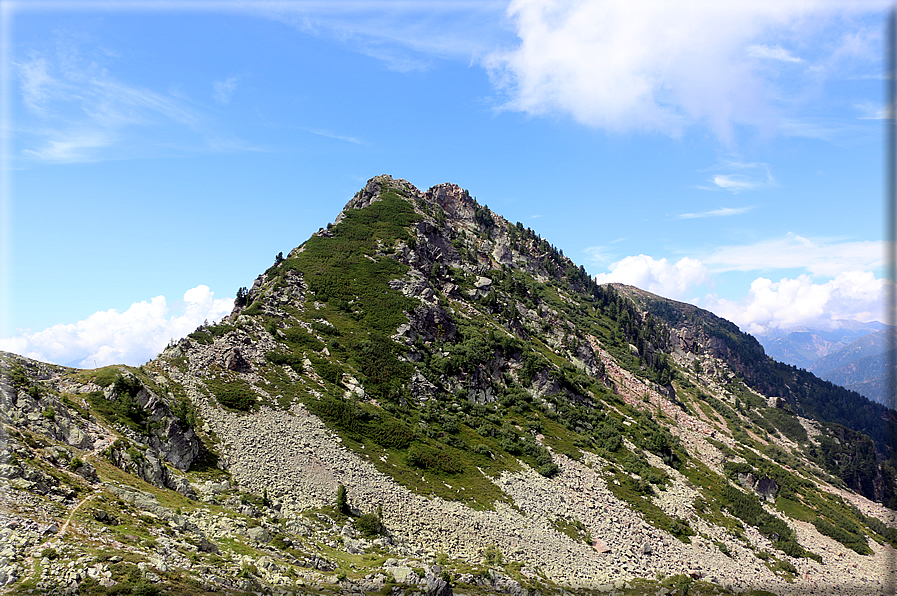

482,544,503,566
277,189,420,336
336,483,348,514
552,516,592,544
188,323,234,345
761,407,808,443
406,443,463,474
85,374,151,434
355,511,383,537
203,374,255,411
720,484,817,560
264,350,303,374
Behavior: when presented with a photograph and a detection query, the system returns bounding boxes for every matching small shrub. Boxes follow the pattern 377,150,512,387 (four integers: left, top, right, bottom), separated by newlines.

205,376,255,411
131,583,161,596
41,547,58,560
774,559,797,574
314,359,343,385
336,483,348,514
42,408,55,420
538,463,560,478
355,512,382,537
472,444,492,457
482,544,502,566
407,444,463,474
265,351,304,374
668,518,693,541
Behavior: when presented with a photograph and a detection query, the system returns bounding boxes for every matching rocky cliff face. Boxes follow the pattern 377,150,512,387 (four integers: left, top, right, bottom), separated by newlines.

1,175,895,596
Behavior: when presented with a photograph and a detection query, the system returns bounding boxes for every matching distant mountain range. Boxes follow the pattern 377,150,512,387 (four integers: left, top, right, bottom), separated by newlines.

755,323,895,406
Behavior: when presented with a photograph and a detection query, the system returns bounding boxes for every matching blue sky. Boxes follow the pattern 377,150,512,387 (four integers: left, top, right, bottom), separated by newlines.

0,0,893,367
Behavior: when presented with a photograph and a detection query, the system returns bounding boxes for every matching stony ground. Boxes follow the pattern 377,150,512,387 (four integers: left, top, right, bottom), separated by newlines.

0,333,895,596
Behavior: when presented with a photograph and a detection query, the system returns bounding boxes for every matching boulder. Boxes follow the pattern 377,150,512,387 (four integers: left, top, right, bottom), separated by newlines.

224,348,251,373
426,575,453,596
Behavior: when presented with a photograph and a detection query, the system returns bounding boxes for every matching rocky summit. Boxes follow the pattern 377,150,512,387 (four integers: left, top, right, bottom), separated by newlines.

2,175,897,596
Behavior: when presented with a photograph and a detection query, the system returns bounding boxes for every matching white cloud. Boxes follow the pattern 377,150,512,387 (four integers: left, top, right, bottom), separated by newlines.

0,286,233,368
213,77,239,104
703,271,889,334
595,255,708,300
746,44,803,63
485,0,881,140
592,249,890,333
704,233,883,276
712,175,765,192
678,206,753,219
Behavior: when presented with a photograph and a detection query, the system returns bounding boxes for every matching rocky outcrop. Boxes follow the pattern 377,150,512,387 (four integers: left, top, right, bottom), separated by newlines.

104,440,196,498
737,472,779,503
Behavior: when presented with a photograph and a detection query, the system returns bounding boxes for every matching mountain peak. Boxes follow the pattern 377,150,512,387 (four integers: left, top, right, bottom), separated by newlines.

337,175,486,229
3,176,896,595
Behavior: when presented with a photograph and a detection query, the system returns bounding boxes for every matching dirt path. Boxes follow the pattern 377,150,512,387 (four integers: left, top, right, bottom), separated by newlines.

0,418,114,594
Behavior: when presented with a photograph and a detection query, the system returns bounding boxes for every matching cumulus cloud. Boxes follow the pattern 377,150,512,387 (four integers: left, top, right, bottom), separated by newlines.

0,286,233,368
485,0,878,140
594,255,708,300
703,271,890,335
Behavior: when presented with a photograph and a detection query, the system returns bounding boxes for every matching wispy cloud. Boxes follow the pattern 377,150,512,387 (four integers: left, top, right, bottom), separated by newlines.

678,206,753,219
703,233,883,276
14,34,252,164
307,129,366,145
258,1,509,72
583,245,615,265
698,160,776,193
779,117,867,141
712,175,766,192
855,101,889,120
746,44,803,63
213,76,239,104
21,131,113,163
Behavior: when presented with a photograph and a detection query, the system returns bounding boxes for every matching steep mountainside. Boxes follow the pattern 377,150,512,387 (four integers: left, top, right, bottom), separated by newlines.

1,176,896,596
